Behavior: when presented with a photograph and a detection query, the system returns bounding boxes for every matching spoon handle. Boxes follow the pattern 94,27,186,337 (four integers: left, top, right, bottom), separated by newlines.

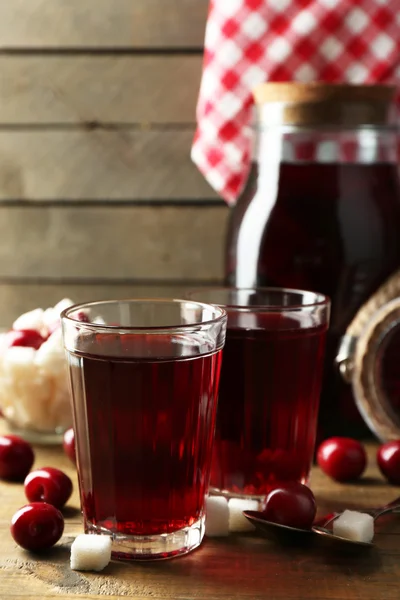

315,496,400,529
372,496,400,520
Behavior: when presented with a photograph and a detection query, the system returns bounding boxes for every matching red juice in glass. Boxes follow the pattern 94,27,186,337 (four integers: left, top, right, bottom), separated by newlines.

187,288,330,499
62,299,226,560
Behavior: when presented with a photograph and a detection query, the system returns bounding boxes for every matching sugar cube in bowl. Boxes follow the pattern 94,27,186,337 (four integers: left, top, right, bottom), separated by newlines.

333,510,374,543
0,300,75,439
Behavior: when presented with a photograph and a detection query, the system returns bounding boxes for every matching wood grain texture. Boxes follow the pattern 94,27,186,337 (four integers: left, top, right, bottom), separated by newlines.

0,433,398,599
0,130,218,201
0,205,228,280
0,0,208,49
0,283,218,328
0,56,202,124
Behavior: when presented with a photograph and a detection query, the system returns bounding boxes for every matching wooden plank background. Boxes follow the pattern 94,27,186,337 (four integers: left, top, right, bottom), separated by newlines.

0,205,226,280
0,0,228,325
0,56,203,124
0,0,209,49
0,130,216,201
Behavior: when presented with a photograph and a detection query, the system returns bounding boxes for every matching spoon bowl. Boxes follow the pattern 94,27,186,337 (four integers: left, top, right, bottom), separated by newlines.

243,510,313,544
244,495,400,548
311,517,373,548
312,496,400,548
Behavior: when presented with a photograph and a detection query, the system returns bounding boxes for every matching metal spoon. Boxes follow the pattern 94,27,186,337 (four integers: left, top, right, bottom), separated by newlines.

244,495,400,547
243,510,314,541
311,495,400,548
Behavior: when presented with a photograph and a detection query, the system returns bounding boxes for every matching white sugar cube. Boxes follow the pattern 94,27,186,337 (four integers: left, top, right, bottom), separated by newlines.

42,307,59,331
13,308,46,336
54,298,75,314
43,328,63,349
35,329,65,375
228,498,259,533
3,346,36,373
333,510,374,543
92,316,106,325
205,495,229,537
70,534,112,572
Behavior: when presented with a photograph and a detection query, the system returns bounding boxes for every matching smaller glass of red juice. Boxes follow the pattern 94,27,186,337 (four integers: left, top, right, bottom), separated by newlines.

61,299,226,560
186,288,330,499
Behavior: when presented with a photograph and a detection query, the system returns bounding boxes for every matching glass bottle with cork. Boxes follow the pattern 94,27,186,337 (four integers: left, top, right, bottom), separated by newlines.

225,83,400,438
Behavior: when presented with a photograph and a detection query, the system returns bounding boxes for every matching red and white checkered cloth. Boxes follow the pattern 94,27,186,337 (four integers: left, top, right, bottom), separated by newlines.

192,0,400,204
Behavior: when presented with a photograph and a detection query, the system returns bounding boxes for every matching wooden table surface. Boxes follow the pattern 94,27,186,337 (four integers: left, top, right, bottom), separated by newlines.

0,430,399,600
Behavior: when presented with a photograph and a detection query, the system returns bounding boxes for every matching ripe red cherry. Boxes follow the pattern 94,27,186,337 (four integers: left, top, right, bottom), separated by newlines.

262,482,316,529
317,437,366,482
24,467,73,509
377,441,400,485
63,428,76,464
6,329,47,350
0,435,34,481
11,502,64,551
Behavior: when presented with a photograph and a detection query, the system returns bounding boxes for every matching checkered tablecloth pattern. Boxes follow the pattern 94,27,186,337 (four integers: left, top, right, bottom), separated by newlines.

191,0,400,204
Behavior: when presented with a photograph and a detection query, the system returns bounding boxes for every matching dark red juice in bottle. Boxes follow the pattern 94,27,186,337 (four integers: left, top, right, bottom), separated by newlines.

210,312,328,496
67,334,222,536
227,161,400,436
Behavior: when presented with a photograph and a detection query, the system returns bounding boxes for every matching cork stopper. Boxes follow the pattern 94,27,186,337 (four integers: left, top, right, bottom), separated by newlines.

253,82,396,127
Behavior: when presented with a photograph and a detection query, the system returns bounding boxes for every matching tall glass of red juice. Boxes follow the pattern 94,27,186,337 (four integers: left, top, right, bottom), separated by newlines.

61,299,226,560
187,288,330,499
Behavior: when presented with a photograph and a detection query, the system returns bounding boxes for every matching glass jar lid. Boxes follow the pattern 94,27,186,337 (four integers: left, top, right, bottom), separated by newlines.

253,82,396,127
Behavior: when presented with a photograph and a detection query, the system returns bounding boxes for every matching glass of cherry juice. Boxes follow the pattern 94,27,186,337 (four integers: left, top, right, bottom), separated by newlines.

187,288,330,499
61,299,226,560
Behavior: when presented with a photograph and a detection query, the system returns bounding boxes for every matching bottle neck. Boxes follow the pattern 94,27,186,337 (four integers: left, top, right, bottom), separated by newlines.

253,126,399,165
